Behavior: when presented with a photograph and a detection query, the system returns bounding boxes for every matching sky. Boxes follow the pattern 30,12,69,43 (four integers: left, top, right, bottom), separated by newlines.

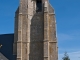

0,0,80,60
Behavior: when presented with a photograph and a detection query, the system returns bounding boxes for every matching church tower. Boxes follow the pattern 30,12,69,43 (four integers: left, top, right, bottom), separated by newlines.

13,0,58,60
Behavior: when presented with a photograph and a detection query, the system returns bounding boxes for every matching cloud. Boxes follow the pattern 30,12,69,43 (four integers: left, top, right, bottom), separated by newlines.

59,51,80,60
58,48,80,54
58,30,80,60
58,33,74,41
57,30,80,41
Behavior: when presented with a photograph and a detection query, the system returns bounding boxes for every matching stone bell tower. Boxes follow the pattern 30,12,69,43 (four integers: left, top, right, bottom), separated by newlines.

13,0,58,60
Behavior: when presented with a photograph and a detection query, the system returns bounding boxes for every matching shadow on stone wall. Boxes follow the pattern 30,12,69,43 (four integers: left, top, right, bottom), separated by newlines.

29,12,44,60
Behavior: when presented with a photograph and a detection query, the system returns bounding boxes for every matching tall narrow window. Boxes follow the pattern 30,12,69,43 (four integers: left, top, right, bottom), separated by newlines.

36,0,42,12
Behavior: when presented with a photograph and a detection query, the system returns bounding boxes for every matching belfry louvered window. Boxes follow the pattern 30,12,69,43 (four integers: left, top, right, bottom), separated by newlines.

36,0,42,12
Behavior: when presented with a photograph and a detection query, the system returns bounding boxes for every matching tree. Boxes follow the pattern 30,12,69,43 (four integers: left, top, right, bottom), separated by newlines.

62,52,70,60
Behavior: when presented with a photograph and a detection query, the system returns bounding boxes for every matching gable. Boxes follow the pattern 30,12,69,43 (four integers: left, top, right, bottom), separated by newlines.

0,52,8,60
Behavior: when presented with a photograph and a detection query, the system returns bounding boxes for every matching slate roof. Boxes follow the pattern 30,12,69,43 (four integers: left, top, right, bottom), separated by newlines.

0,52,8,60
0,34,16,60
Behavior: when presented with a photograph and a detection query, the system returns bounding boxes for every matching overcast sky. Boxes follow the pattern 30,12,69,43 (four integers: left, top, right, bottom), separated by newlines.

0,0,80,60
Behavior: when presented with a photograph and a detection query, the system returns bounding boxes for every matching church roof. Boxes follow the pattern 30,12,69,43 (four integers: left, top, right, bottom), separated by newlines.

0,52,8,60
0,34,16,60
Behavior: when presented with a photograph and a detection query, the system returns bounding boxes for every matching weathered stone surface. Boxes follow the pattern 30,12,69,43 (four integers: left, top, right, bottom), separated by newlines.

13,0,58,60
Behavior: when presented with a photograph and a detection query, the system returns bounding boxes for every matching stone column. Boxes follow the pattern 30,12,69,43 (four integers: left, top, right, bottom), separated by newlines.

48,14,57,60
43,1,49,60
17,13,22,60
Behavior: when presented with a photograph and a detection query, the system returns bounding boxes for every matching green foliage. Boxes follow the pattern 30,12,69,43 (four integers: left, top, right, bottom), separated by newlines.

62,52,70,60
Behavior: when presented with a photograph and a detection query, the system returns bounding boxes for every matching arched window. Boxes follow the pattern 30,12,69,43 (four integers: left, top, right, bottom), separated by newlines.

36,0,42,12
